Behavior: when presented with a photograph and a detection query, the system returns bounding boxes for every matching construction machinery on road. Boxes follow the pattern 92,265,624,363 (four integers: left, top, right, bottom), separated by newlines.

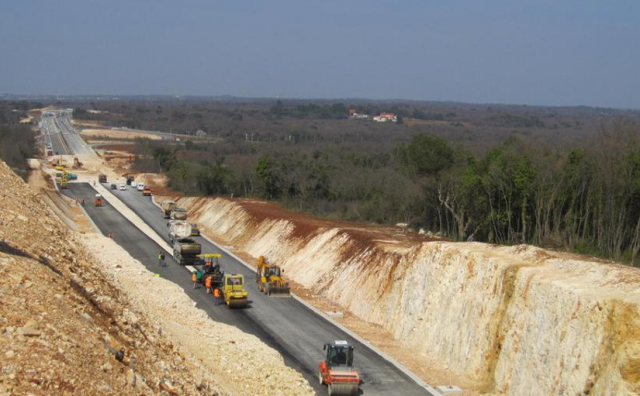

99,174,107,183
318,341,360,396
169,221,201,265
256,255,291,297
222,274,248,308
172,238,201,266
161,200,177,219
198,253,224,289
143,186,151,196
170,207,188,221
72,157,83,169
94,194,103,207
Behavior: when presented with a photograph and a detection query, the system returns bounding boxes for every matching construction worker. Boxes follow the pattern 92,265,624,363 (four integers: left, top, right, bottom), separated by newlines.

205,276,212,294
157,252,162,266
192,272,198,289
213,287,222,305
160,252,166,267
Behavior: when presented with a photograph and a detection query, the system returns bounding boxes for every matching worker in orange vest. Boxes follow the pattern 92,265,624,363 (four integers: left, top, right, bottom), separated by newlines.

191,272,198,289
213,287,222,306
205,276,212,294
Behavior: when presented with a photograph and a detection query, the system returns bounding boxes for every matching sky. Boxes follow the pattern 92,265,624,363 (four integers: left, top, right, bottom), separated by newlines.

1,1,639,108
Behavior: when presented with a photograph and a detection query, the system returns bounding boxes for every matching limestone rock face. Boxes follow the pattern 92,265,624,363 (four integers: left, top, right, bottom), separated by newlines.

178,196,640,396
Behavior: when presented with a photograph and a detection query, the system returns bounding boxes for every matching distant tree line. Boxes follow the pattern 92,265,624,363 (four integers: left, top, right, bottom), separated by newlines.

134,118,640,266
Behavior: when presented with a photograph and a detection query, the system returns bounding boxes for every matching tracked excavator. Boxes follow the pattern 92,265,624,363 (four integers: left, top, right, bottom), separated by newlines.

256,255,291,297
318,341,360,396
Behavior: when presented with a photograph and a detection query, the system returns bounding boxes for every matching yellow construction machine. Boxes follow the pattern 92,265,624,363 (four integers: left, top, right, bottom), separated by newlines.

256,256,291,297
222,274,248,308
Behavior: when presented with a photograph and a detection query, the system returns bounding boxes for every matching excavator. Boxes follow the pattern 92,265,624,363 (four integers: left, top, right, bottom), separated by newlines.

256,255,291,297
318,340,360,396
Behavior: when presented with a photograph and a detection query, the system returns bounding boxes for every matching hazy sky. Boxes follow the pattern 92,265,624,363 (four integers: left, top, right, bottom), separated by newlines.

1,1,639,108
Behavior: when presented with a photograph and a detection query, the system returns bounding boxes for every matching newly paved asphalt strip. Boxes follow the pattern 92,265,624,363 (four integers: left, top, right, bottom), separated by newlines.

65,183,435,396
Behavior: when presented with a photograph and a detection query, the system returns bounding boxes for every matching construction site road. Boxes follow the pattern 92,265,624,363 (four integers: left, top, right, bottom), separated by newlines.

40,115,70,155
64,183,435,396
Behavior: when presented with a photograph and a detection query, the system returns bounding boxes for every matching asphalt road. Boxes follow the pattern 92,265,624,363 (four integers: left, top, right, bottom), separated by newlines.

39,113,93,156
64,182,434,396
40,116,70,155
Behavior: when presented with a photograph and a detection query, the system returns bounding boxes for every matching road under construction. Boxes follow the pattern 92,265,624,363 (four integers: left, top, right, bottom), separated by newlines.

63,182,437,396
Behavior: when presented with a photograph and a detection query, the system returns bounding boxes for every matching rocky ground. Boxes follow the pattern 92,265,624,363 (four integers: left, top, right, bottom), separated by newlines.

0,158,313,396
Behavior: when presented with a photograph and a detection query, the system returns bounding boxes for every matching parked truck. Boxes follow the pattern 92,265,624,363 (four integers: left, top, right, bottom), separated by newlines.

99,174,107,183
161,200,176,219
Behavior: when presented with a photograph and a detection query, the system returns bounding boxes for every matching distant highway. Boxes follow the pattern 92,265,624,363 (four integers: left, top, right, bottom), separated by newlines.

63,183,437,396
39,112,94,156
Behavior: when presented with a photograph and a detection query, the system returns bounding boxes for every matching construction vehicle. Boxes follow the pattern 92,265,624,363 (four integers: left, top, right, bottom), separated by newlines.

72,157,83,169
94,194,103,207
256,256,291,297
55,165,65,171
318,341,360,396
198,253,224,289
99,174,107,183
66,173,77,180
161,200,176,219
59,179,68,189
222,274,248,308
172,238,201,265
169,221,192,243
143,187,151,196
169,222,201,265
170,207,188,221
190,223,200,236
126,175,135,186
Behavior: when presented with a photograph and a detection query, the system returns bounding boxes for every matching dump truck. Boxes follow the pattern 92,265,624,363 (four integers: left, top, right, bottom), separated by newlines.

170,208,188,221
169,221,192,244
143,187,151,196
222,274,248,308
172,238,201,266
98,174,107,183
161,200,177,219
318,341,360,396
170,221,200,265
256,255,291,297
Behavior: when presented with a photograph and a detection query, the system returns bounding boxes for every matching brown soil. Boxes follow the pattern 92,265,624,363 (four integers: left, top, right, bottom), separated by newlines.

230,198,441,251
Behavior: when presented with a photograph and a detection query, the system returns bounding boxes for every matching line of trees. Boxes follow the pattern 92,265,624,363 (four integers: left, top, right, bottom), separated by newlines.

135,119,640,266
0,125,38,179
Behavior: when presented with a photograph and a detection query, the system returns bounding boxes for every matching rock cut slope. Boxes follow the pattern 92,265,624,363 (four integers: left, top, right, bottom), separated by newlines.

178,196,640,396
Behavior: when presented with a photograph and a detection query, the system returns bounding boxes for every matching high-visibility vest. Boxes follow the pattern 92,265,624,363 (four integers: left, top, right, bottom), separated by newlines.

191,273,197,282
213,288,220,297
205,277,212,287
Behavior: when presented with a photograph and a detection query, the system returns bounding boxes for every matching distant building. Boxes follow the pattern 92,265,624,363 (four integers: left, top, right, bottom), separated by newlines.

373,113,397,123
349,109,370,119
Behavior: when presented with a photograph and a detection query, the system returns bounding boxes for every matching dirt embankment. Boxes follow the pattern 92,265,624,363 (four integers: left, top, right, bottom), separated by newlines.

177,196,640,396
0,160,313,396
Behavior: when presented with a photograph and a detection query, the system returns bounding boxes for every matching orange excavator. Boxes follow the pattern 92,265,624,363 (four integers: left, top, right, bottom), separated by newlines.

318,340,360,396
